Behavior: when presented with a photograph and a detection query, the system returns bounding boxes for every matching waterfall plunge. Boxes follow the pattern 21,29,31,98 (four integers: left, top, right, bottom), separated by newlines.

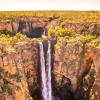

47,41,52,100
39,42,47,100
39,41,52,100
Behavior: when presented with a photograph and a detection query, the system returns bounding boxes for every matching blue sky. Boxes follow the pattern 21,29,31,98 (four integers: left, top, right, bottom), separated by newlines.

0,0,100,11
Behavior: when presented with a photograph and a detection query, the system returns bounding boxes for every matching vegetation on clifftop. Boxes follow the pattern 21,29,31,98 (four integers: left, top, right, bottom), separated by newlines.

0,12,100,100
0,11,100,52
0,11,100,22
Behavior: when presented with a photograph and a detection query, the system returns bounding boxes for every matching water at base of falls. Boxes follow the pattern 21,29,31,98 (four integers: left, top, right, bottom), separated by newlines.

39,41,52,100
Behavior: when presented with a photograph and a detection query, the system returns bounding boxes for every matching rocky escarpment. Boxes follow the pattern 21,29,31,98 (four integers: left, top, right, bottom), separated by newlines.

93,49,100,100
0,38,100,100
0,16,100,38
0,17,49,38
53,38,99,100
0,42,39,100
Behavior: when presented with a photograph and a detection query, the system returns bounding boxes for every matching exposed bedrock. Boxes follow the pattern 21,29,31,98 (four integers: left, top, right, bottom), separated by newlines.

0,39,100,100
0,17,49,38
0,42,39,100
53,38,97,100
0,17,100,37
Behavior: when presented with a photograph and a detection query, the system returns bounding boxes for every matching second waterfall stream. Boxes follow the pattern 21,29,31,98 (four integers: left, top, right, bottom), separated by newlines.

39,41,52,100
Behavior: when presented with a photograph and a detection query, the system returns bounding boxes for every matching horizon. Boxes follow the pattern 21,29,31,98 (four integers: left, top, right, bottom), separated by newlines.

0,0,100,11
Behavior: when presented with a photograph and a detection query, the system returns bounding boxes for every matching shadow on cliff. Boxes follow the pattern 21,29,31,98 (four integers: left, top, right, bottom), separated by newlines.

18,21,46,38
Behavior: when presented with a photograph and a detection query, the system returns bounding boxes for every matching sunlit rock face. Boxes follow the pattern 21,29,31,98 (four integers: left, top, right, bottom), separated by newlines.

53,38,100,100
0,42,39,100
53,38,83,92
0,38,100,100
0,22,13,32
0,16,100,38
93,48,100,100
14,42,39,96
61,23,100,33
0,17,49,38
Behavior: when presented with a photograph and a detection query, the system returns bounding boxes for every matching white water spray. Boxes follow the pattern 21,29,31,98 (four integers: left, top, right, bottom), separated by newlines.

47,41,52,100
39,41,52,100
39,42,48,100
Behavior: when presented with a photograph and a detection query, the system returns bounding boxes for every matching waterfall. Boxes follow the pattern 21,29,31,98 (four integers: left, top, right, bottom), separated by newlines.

43,29,46,35
39,42,47,100
47,41,52,100
39,41,52,100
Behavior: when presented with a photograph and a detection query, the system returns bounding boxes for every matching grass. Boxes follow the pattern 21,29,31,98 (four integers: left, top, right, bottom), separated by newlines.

0,11,100,23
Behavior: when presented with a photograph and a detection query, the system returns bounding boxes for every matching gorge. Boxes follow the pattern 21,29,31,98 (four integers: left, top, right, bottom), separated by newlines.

0,13,100,100
0,37,100,100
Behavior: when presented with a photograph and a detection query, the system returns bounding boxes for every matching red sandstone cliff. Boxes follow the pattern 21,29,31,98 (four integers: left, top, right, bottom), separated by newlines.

0,39,99,100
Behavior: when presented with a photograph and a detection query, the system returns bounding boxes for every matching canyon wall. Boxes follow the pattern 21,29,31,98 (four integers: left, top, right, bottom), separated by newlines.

0,42,39,100
0,17,100,37
53,38,100,100
0,16,100,100
0,17,49,37
0,39,100,100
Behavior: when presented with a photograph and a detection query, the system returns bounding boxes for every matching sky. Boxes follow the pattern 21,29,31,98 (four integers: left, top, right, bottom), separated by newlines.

0,0,100,11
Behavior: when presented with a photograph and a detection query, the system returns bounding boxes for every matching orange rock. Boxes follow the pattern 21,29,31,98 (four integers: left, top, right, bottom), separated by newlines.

4,65,16,74
15,91,25,100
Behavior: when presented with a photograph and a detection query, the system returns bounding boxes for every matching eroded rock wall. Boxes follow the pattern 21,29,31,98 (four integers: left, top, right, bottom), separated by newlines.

53,38,100,100
0,39,100,100
0,42,39,100
0,17,49,37
0,17,100,37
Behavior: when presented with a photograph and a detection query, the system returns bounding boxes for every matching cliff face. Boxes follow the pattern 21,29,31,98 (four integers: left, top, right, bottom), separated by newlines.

0,42,39,100
53,38,100,100
93,49,100,100
0,17,100,38
0,39,100,100
0,17,49,37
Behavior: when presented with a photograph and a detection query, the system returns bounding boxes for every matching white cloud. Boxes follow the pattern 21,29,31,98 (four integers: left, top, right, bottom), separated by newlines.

0,0,100,11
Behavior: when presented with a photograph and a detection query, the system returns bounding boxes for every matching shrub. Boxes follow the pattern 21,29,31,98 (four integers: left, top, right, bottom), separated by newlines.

48,26,77,37
0,28,15,36
81,25,91,36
